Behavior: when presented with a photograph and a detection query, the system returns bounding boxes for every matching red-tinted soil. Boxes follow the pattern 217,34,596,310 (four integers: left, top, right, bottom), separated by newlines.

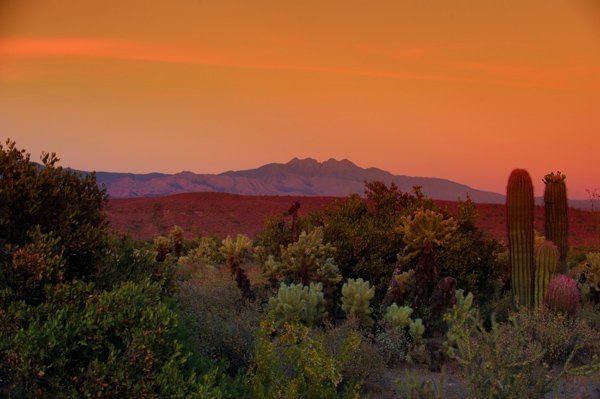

106,192,600,247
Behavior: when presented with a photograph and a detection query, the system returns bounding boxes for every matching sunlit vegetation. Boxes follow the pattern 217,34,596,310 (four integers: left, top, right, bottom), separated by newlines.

1,140,599,398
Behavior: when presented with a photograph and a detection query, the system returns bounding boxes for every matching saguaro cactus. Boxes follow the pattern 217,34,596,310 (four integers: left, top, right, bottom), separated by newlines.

534,240,559,308
507,169,535,307
543,172,568,273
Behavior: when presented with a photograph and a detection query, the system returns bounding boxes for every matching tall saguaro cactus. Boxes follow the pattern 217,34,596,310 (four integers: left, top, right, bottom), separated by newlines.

543,172,568,273
507,169,535,307
534,240,559,308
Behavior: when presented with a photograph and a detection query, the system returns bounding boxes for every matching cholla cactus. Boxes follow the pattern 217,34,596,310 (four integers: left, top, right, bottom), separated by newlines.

153,236,171,262
220,234,254,299
341,278,375,325
544,274,580,316
398,209,458,260
409,318,425,342
181,236,224,265
168,226,184,257
264,228,341,286
384,303,413,329
569,253,600,303
269,282,327,326
443,289,475,355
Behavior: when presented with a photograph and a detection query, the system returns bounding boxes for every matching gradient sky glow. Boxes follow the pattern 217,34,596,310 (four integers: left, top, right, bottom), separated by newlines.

1,0,599,198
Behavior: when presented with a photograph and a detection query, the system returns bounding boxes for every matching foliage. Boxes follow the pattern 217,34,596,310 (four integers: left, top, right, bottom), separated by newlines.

0,280,225,398
96,235,174,291
220,234,254,299
322,321,386,394
544,274,580,316
0,139,108,283
169,226,185,258
436,221,505,308
398,209,458,261
250,319,361,399
268,282,327,326
319,183,431,296
569,252,600,304
384,303,413,329
396,369,444,399
341,278,375,325
180,236,224,265
444,289,600,399
3,227,65,304
153,235,172,262
176,268,262,372
263,228,341,287
376,304,427,366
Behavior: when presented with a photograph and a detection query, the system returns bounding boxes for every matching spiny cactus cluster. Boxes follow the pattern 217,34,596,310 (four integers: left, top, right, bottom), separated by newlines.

341,278,375,325
534,240,559,308
269,282,327,326
263,228,341,286
398,209,458,260
383,303,425,342
544,274,580,316
384,303,413,329
543,172,568,273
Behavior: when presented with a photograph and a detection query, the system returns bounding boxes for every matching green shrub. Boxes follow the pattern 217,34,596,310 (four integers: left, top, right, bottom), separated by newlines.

269,282,327,326
319,183,426,296
341,278,375,325
181,236,224,265
96,235,174,290
0,280,225,398
250,318,361,399
0,139,107,283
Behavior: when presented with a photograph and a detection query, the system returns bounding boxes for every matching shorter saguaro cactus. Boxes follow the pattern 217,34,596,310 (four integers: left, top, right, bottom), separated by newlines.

544,274,580,316
269,282,327,326
534,240,559,308
341,278,375,325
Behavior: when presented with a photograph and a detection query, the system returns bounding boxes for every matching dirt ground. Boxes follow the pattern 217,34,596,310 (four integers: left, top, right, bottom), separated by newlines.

377,364,600,399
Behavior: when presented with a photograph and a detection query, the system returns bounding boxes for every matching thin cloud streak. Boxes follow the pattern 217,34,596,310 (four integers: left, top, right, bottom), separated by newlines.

1,37,597,89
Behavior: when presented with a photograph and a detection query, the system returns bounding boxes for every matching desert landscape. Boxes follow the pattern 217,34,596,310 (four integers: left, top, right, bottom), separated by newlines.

2,1,600,398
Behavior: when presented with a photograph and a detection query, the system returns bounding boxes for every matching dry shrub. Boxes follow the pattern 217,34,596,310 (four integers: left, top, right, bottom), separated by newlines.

322,320,387,394
176,265,263,370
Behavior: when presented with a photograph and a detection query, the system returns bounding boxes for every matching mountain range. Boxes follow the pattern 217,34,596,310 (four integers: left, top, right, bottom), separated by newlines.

92,157,591,208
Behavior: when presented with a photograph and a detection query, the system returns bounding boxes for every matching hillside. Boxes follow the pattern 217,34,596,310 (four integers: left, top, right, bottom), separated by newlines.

96,158,506,203
106,192,599,247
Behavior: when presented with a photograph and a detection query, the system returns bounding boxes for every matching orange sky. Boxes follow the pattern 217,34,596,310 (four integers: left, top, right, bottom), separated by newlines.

1,0,599,198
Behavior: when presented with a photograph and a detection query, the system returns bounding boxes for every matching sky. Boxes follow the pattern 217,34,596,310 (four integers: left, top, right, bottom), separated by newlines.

1,0,599,198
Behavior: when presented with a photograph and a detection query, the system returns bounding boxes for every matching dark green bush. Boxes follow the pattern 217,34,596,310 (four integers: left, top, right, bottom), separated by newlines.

0,280,225,398
0,140,108,282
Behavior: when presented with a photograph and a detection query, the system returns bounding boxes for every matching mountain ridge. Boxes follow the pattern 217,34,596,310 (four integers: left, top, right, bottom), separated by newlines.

90,158,592,209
